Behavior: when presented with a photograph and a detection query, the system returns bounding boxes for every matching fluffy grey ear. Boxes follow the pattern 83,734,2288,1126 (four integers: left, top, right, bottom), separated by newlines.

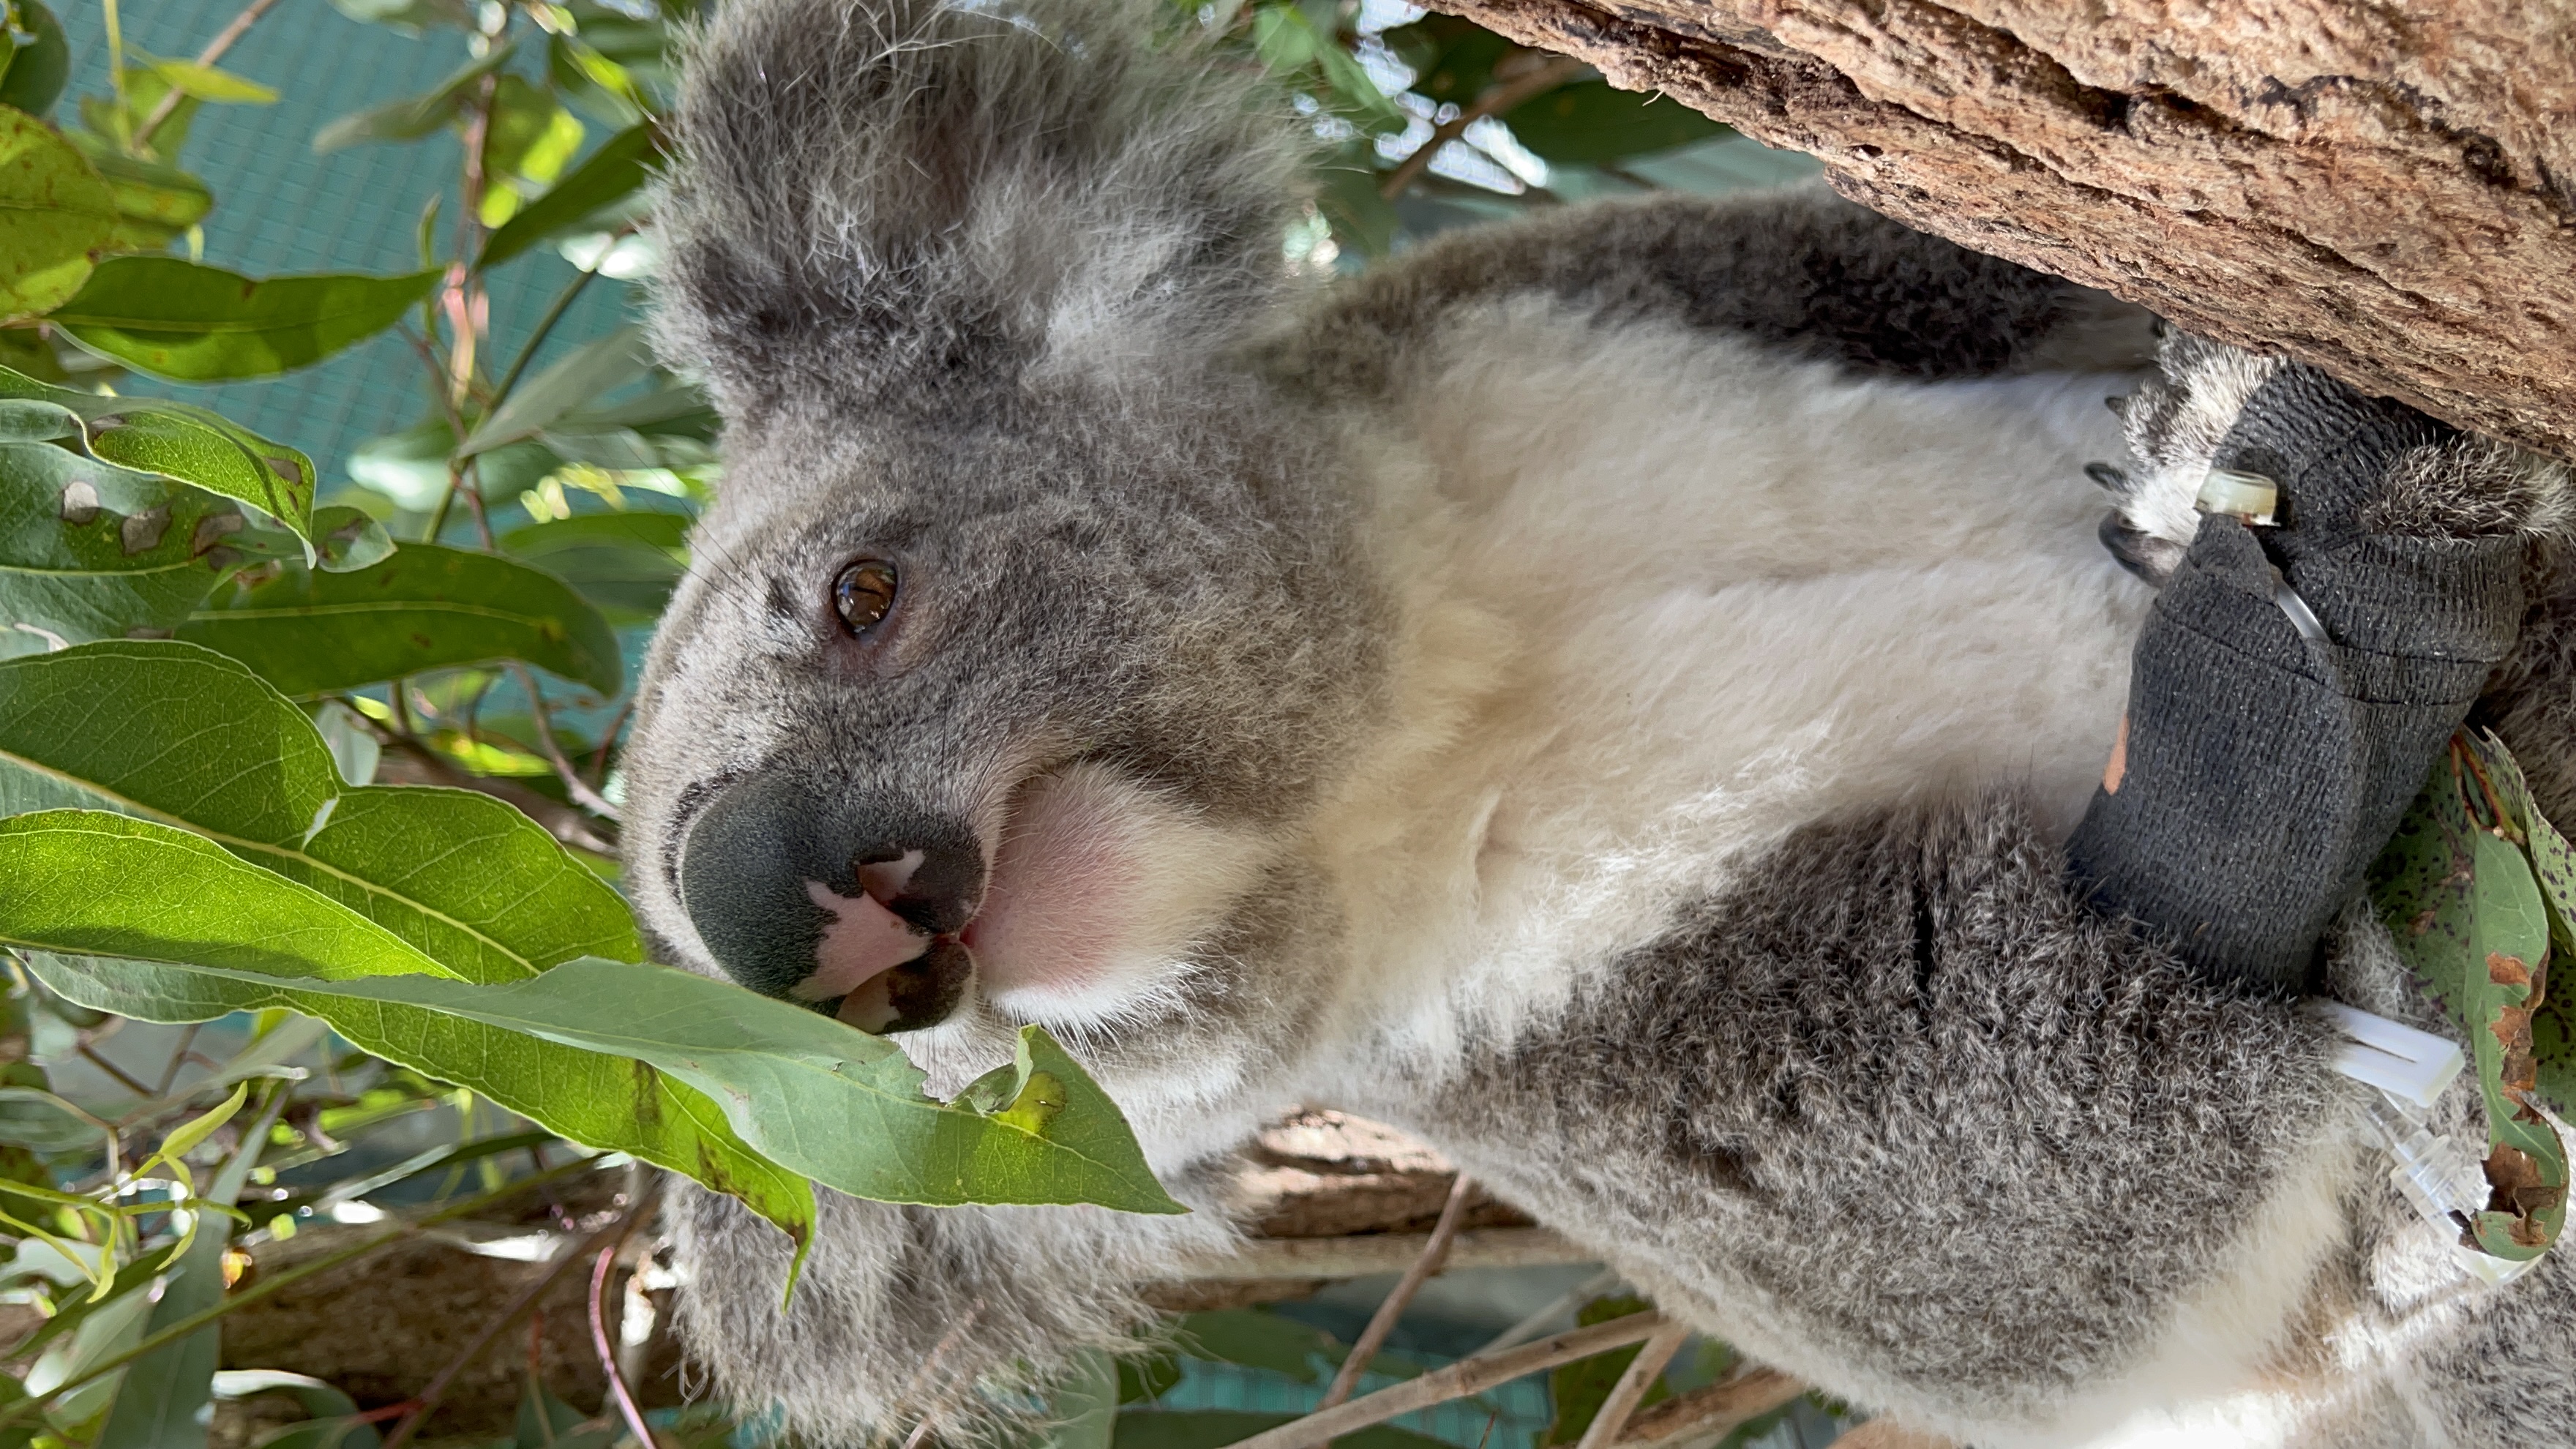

650,0,1308,416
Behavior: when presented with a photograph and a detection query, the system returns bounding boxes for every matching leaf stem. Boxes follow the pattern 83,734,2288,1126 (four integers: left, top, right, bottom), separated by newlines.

510,662,624,823
489,229,628,414
591,1240,659,1449
0,1152,609,1431
134,0,285,151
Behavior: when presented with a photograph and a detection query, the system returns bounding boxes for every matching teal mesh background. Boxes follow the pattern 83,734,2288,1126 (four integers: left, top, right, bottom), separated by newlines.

53,1,639,493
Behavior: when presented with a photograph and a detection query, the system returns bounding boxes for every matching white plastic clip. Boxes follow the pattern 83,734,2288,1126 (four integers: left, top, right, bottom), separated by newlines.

2195,467,2280,525
2312,1001,2465,1109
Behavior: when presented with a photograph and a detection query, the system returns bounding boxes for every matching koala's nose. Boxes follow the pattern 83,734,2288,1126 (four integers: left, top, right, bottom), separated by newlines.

678,771,981,1033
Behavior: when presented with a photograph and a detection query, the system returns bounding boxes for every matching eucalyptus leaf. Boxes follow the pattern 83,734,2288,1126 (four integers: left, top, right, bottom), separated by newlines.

59,136,214,253
0,364,315,543
0,640,635,978
1502,81,1726,165
313,43,517,152
0,441,237,646
51,261,440,381
462,324,650,457
94,1092,272,1449
0,1,68,119
479,121,659,271
0,105,114,321
498,511,686,623
48,950,1185,1215
145,59,277,106
179,543,624,697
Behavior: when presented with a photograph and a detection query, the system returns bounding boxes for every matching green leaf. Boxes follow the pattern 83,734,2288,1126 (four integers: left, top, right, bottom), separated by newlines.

0,105,114,321
179,543,624,697
50,260,439,381
1046,1350,1120,1449
0,639,637,976
479,75,585,226
94,1092,272,1449
1502,82,1729,165
498,511,686,624
40,948,820,1265
1380,14,1512,108
326,0,476,28
59,136,214,254
0,811,465,979
0,441,239,647
144,59,277,106
0,2,70,119
312,42,517,152
0,364,316,544
479,121,659,271
1169,1309,1340,1382
462,324,651,458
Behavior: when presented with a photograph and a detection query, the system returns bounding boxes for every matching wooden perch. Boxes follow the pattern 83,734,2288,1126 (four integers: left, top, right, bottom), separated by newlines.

1425,0,2576,461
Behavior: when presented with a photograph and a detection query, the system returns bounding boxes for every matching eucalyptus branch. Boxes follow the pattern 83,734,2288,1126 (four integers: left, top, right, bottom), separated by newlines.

509,662,625,823
1610,1368,1805,1449
1573,1319,1691,1449
135,0,285,151
0,1153,608,1431
1320,1174,1477,1407
1222,1314,1671,1449
1378,54,1586,199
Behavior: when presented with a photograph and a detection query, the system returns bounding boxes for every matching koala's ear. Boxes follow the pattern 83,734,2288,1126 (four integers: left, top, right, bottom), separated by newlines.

649,0,1309,417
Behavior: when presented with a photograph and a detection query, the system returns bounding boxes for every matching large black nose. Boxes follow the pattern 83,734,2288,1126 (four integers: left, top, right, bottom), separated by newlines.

679,771,981,1030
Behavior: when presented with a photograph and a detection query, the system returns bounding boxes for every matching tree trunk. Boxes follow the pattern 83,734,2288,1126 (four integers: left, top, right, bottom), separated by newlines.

1429,0,2576,460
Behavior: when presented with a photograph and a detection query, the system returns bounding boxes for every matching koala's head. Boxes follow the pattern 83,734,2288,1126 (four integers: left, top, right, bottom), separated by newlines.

621,0,1381,1098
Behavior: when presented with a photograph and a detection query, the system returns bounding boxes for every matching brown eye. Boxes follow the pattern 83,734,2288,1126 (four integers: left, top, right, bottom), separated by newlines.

833,559,899,634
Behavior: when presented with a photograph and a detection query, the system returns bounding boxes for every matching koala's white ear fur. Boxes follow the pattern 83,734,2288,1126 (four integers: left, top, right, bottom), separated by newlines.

649,0,1309,416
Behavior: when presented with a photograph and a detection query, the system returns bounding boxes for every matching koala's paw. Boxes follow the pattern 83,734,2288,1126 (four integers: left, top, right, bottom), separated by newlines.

2362,434,2574,541
2088,332,2286,583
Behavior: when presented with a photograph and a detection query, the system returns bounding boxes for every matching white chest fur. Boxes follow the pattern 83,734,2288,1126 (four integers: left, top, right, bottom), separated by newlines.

1305,303,2157,1068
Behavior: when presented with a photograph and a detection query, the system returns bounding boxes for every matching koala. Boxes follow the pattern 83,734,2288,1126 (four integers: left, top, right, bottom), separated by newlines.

617,0,2576,1444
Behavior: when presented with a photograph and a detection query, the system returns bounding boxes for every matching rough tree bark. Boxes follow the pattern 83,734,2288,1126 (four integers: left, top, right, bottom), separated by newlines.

1429,0,2576,460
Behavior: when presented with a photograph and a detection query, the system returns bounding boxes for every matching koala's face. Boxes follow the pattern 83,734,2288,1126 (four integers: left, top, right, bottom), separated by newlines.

621,391,1382,1092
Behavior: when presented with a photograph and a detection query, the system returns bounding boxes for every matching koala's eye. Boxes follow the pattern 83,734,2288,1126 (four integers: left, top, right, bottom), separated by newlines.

833,559,899,634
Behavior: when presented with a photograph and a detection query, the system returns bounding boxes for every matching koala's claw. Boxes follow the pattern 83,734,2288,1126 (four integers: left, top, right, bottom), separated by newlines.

2102,330,2570,583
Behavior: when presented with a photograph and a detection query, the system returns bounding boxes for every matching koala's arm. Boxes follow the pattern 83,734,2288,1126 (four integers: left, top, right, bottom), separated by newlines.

1408,793,2356,1432
2070,351,2543,990
1262,187,2153,399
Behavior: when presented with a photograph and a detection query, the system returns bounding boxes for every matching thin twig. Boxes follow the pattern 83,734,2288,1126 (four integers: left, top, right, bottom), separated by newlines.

490,233,628,411
1221,1314,1670,1449
77,1043,153,1099
0,1153,607,1431
591,1243,659,1449
151,1023,204,1097
1476,1265,1619,1355
1321,1175,1478,1408
509,663,624,823
1379,55,1587,199
1574,1319,1692,1449
135,0,286,150
381,1202,645,1449
588,697,637,789
1611,1368,1805,1449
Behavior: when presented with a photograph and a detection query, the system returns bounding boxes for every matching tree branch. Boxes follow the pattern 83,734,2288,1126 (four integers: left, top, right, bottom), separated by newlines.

1576,1319,1693,1449
1319,1174,1478,1407
1379,53,1587,198
1222,1315,1671,1449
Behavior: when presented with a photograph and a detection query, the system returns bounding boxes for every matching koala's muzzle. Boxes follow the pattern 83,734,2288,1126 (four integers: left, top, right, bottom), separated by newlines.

679,771,981,1033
